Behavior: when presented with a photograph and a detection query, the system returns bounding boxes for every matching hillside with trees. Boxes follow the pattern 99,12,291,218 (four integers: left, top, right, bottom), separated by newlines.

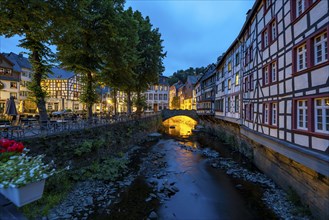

167,66,207,86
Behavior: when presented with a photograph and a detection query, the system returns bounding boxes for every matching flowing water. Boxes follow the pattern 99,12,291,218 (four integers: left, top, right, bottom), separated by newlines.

91,116,276,219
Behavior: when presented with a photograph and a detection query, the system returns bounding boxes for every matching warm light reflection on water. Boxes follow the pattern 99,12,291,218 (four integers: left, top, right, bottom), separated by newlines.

163,116,197,138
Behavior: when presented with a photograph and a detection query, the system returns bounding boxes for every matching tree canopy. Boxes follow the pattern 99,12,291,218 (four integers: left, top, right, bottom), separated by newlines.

0,0,166,117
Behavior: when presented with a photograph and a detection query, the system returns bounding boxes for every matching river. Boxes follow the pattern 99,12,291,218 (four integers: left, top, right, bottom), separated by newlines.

90,116,302,219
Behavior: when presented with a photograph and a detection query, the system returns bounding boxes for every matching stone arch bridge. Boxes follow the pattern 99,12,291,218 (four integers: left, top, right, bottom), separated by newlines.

161,109,199,121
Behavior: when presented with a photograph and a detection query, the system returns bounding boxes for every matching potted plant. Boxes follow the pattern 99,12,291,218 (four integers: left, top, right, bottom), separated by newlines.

0,139,56,207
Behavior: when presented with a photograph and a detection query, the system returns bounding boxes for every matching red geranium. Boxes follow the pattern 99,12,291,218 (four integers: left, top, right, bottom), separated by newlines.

0,138,25,154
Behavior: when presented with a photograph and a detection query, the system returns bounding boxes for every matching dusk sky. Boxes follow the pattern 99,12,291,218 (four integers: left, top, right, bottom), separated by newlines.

0,0,255,77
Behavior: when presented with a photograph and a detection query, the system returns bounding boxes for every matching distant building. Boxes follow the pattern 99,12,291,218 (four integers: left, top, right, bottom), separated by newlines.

196,64,216,115
183,75,198,110
145,76,169,112
169,81,183,110
2,52,36,114
41,67,83,112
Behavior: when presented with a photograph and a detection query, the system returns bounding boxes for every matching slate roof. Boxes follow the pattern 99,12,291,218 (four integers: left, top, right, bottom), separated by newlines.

159,75,169,86
48,67,75,79
187,75,198,85
2,52,31,72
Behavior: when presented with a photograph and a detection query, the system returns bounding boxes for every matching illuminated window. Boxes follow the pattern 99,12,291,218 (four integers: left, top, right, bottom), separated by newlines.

235,72,239,86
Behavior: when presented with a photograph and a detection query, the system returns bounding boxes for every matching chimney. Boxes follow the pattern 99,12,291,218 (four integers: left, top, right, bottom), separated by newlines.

246,9,251,18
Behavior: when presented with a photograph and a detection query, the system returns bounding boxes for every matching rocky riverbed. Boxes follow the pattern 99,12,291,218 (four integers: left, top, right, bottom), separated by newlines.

45,138,311,220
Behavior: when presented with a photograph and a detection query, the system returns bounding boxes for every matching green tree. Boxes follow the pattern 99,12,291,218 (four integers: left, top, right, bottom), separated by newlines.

0,0,55,122
132,11,166,113
100,7,139,115
53,0,124,120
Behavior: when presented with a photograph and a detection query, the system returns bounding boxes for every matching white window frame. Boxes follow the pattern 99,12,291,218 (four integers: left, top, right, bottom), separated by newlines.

264,29,269,47
271,21,277,40
297,44,307,71
264,66,269,85
264,103,269,124
296,0,305,17
297,100,308,130
314,32,328,65
314,98,329,133
271,62,277,82
272,103,277,125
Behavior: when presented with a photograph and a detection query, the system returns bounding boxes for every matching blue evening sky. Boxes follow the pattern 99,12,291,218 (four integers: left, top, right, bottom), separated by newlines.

0,0,255,77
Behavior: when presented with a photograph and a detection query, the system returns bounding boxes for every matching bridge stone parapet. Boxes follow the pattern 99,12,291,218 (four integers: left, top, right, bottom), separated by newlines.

161,109,198,121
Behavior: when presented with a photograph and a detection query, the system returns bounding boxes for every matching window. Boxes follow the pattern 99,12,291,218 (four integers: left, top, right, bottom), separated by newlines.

235,95,239,112
314,32,328,65
228,79,231,90
314,98,329,133
250,74,254,91
264,103,269,124
159,94,163,100
263,61,277,86
154,94,158,100
249,46,253,61
73,92,78,98
215,99,224,112
244,77,249,92
149,94,153,100
57,82,61,88
228,61,232,72
263,66,269,85
263,29,269,48
74,104,79,110
10,82,17,89
294,29,328,74
296,0,305,17
271,20,277,41
235,53,240,65
227,97,231,112
292,0,319,21
221,81,225,92
164,94,167,100
272,103,277,125
297,100,308,130
19,91,28,97
245,49,249,66
262,19,277,49
245,103,254,121
47,103,53,110
271,62,277,82
297,44,307,71
235,72,239,86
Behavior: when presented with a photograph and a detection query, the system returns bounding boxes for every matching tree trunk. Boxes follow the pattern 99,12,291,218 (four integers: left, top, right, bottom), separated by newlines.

113,89,117,115
31,50,48,122
87,71,93,120
127,90,131,115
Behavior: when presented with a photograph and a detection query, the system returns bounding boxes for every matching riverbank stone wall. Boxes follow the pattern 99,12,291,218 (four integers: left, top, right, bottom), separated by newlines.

200,118,329,220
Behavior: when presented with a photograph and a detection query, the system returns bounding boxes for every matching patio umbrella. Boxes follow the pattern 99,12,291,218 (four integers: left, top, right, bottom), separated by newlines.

5,96,18,119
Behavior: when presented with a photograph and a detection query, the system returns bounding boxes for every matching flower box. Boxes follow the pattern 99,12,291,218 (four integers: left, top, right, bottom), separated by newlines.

0,179,45,207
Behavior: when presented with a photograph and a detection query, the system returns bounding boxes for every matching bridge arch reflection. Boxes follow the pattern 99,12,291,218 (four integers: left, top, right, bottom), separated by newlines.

162,116,197,138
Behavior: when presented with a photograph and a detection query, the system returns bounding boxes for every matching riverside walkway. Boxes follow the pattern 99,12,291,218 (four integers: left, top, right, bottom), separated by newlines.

0,112,160,220
0,112,160,140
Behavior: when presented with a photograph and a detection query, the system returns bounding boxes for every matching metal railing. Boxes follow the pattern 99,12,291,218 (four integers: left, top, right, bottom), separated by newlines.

1,112,160,139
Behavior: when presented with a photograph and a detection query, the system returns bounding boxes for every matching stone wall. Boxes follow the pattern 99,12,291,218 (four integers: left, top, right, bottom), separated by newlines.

200,118,329,220
21,115,162,167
